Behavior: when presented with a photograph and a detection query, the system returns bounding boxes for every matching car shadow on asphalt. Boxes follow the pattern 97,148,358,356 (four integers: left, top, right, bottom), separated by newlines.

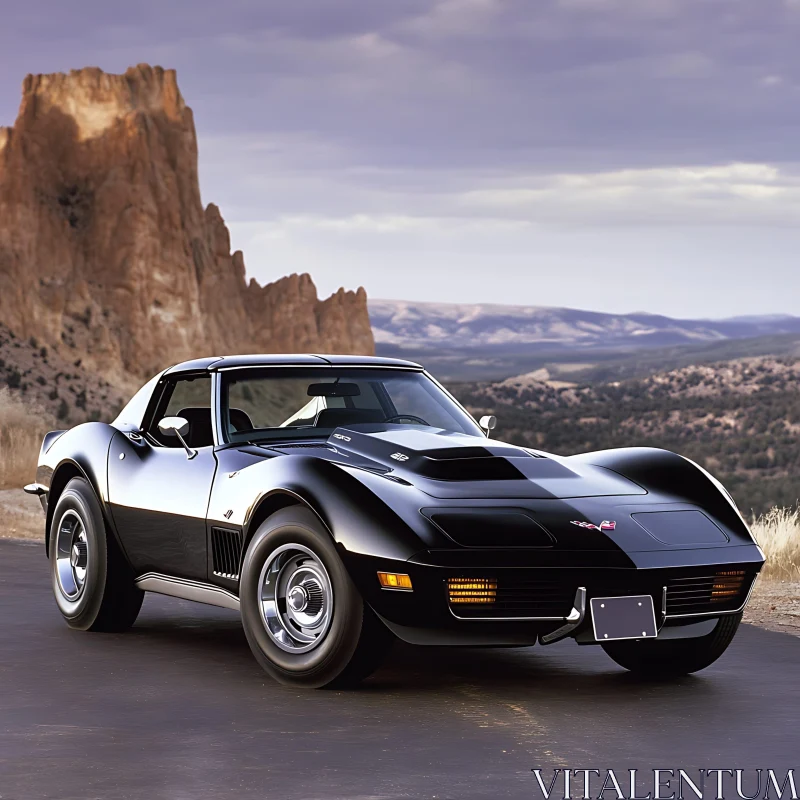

374,640,719,696
126,603,723,702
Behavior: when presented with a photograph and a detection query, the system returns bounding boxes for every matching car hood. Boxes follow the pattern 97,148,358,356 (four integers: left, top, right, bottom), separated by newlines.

301,424,647,499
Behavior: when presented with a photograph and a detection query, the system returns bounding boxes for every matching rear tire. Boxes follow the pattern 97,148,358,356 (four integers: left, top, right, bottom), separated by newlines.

239,506,393,689
49,477,143,632
602,613,742,676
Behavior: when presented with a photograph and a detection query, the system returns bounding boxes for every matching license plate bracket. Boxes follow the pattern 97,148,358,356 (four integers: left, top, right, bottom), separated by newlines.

591,595,657,642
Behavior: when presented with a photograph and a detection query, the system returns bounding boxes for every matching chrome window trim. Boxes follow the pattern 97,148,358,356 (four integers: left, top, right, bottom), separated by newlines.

215,364,423,372
215,364,465,445
211,371,224,447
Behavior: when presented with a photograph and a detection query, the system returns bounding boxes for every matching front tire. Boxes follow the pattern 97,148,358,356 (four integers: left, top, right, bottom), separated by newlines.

49,477,143,632
602,613,742,676
239,506,393,688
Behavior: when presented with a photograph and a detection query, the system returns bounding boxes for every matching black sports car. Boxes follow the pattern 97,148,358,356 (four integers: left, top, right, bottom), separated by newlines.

26,354,764,687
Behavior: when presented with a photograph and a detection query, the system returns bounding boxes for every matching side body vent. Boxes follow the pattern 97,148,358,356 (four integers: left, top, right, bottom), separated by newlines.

211,527,243,579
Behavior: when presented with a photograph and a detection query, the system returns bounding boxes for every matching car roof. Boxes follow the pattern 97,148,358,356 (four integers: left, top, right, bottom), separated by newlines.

163,354,423,375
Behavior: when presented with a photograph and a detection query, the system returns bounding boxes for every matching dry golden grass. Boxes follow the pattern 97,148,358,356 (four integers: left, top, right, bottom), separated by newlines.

0,490,44,539
0,388,54,490
751,506,800,580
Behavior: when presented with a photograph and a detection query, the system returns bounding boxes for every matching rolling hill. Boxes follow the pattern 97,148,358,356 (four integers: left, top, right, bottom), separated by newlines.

452,355,800,515
371,299,800,381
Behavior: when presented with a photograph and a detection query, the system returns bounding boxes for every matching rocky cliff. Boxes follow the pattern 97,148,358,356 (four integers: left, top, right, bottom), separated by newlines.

0,65,374,386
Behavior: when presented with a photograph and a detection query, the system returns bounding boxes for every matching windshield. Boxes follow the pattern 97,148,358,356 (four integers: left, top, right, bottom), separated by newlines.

220,368,483,443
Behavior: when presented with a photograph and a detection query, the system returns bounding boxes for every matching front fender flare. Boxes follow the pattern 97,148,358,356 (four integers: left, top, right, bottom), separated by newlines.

210,455,447,563
570,446,753,538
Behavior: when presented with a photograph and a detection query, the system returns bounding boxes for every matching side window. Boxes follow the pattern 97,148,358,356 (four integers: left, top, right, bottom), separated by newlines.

147,375,213,448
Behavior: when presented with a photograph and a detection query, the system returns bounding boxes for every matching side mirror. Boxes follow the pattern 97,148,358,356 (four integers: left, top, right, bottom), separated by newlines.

158,416,189,437
157,416,196,459
479,415,497,437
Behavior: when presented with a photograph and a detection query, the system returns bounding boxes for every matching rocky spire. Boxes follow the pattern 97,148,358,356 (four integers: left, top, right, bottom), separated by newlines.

0,64,374,385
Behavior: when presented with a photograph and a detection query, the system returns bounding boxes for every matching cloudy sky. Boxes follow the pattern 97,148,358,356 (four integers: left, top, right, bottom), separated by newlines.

2,0,800,318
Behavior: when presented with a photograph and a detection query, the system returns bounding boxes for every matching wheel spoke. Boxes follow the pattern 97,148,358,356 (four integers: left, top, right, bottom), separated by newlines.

258,544,333,654
55,510,89,600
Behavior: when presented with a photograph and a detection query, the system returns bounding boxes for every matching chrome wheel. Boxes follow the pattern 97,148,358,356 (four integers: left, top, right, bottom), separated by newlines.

55,510,89,600
258,544,333,654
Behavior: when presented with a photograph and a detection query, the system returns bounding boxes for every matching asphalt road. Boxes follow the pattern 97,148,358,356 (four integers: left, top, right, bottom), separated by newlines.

1,539,798,800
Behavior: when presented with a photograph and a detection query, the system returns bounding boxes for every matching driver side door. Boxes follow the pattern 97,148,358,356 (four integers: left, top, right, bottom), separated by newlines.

107,373,218,580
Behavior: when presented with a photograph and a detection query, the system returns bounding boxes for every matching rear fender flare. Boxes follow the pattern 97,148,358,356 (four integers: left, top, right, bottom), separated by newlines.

37,423,122,558
43,459,106,558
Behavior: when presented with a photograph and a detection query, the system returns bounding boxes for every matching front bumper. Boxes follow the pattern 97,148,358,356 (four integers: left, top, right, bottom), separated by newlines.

345,543,764,646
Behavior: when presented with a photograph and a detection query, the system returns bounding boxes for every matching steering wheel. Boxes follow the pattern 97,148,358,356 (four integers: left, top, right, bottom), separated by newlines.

384,414,430,426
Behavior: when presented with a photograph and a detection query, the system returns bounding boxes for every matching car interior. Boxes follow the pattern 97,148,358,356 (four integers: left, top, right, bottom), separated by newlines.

161,405,388,448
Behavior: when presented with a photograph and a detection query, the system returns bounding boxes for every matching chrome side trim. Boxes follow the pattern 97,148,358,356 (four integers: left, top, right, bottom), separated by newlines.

664,573,759,620
135,573,240,612
539,587,587,645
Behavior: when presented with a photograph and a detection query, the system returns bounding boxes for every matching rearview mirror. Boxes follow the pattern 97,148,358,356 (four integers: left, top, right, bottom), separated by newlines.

157,416,196,459
479,415,497,437
307,382,361,398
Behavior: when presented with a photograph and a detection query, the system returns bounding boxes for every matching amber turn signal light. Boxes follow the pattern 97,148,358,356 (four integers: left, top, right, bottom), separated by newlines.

711,570,746,602
378,572,413,590
448,577,497,604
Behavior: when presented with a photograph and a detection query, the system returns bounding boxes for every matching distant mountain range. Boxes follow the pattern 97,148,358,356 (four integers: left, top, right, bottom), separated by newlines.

370,300,800,350
369,300,800,381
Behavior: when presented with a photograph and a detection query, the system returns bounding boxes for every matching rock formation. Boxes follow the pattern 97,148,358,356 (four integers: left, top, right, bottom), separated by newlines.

0,65,374,385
